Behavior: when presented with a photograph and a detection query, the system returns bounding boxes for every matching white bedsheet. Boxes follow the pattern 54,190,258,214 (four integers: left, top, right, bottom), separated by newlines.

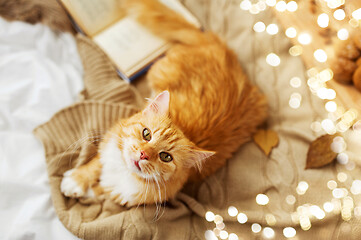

0,17,83,240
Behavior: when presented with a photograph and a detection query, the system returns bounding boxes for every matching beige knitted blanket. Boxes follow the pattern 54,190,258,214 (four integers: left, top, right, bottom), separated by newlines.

4,0,361,239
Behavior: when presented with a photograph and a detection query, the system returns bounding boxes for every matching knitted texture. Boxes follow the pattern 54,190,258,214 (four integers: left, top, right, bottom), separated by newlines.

4,0,361,239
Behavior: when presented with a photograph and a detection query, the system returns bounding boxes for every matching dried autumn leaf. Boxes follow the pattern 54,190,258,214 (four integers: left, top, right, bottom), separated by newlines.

306,134,339,169
253,129,279,156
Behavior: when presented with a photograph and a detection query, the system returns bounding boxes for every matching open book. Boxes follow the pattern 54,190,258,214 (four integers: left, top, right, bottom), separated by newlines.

59,0,201,82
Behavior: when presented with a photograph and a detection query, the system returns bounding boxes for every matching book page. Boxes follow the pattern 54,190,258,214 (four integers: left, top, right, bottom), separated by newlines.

93,17,167,76
61,0,123,36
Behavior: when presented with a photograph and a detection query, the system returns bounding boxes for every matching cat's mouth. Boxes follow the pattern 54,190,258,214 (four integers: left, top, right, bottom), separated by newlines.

133,160,141,171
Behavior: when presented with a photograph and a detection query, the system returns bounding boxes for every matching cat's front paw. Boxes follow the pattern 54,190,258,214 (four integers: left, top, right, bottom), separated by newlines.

61,169,85,198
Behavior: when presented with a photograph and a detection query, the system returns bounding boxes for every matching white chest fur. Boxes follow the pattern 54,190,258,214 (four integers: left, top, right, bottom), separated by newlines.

99,138,140,205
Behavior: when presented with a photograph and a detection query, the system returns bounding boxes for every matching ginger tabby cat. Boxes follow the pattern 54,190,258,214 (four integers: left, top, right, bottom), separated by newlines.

61,0,268,206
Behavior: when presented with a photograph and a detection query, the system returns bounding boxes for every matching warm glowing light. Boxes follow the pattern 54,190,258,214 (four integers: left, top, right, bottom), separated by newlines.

310,205,326,219
317,88,331,99
266,53,281,66
332,188,346,199
213,228,220,236
253,22,266,32
317,13,329,28
266,0,276,7
289,98,301,109
290,212,299,224
329,108,343,121
286,195,296,205
351,180,361,195
289,93,302,109
257,1,267,11
355,207,361,217
237,213,248,224
296,181,309,195
205,230,218,240
341,197,354,221
286,1,298,12
307,68,318,77
265,214,277,226
251,223,262,233
354,121,361,130
285,27,297,38
321,119,335,133
206,211,215,222
228,233,239,240
314,49,328,62
311,121,322,132
263,227,275,239
331,136,346,153
334,9,346,20
275,1,287,12
216,222,225,230
300,215,311,230
228,206,238,217
240,0,252,10
337,28,349,40
266,24,279,35
250,4,260,15
291,92,302,101
325,101,337,112
327,0,344,9
256,194,269,205
289,45,303,56
266,0,277,7
342,109,358,124
346,161,356,171
352,180,361,190
349,18,359,28
327,180,337,190
337,152,349,165
308,77,322,91
324,202,334,213
290,77,301,88
326,89,336,99
214,215,223,224
352,8,361,20
319,69,333,82
337,172,348,182
297,205,308,216
332,199,342,213
298,33,312,45
219,230,228,240
283,227,296,238
337,121,350,133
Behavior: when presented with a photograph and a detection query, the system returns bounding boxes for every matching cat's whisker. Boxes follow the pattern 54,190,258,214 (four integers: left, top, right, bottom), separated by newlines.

56,133,105,168
152,173,161,221
152,172,166,221
156,171,167,218
66,134,105,165
136,176,149,211
143,177,150,214
154,173,164,220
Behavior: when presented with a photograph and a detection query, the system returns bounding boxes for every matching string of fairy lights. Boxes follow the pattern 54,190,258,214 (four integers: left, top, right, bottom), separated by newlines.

204,0,361,239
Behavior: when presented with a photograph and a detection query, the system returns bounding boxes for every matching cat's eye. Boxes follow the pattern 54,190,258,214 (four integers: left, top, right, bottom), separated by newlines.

142,128,152,141
159,152,173,162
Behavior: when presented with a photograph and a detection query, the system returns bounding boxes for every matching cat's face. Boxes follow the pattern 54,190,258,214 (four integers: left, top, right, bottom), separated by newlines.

118,91,214,182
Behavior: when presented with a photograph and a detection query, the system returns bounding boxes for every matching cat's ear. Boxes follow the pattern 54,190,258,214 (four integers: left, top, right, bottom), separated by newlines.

186,148,215,171
143,91,170,116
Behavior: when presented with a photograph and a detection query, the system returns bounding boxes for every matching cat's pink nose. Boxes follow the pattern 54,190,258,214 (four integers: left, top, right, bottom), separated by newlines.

140,150,149,160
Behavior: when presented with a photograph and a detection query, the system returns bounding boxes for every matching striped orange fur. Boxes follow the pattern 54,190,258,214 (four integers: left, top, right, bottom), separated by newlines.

60,0,268,206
